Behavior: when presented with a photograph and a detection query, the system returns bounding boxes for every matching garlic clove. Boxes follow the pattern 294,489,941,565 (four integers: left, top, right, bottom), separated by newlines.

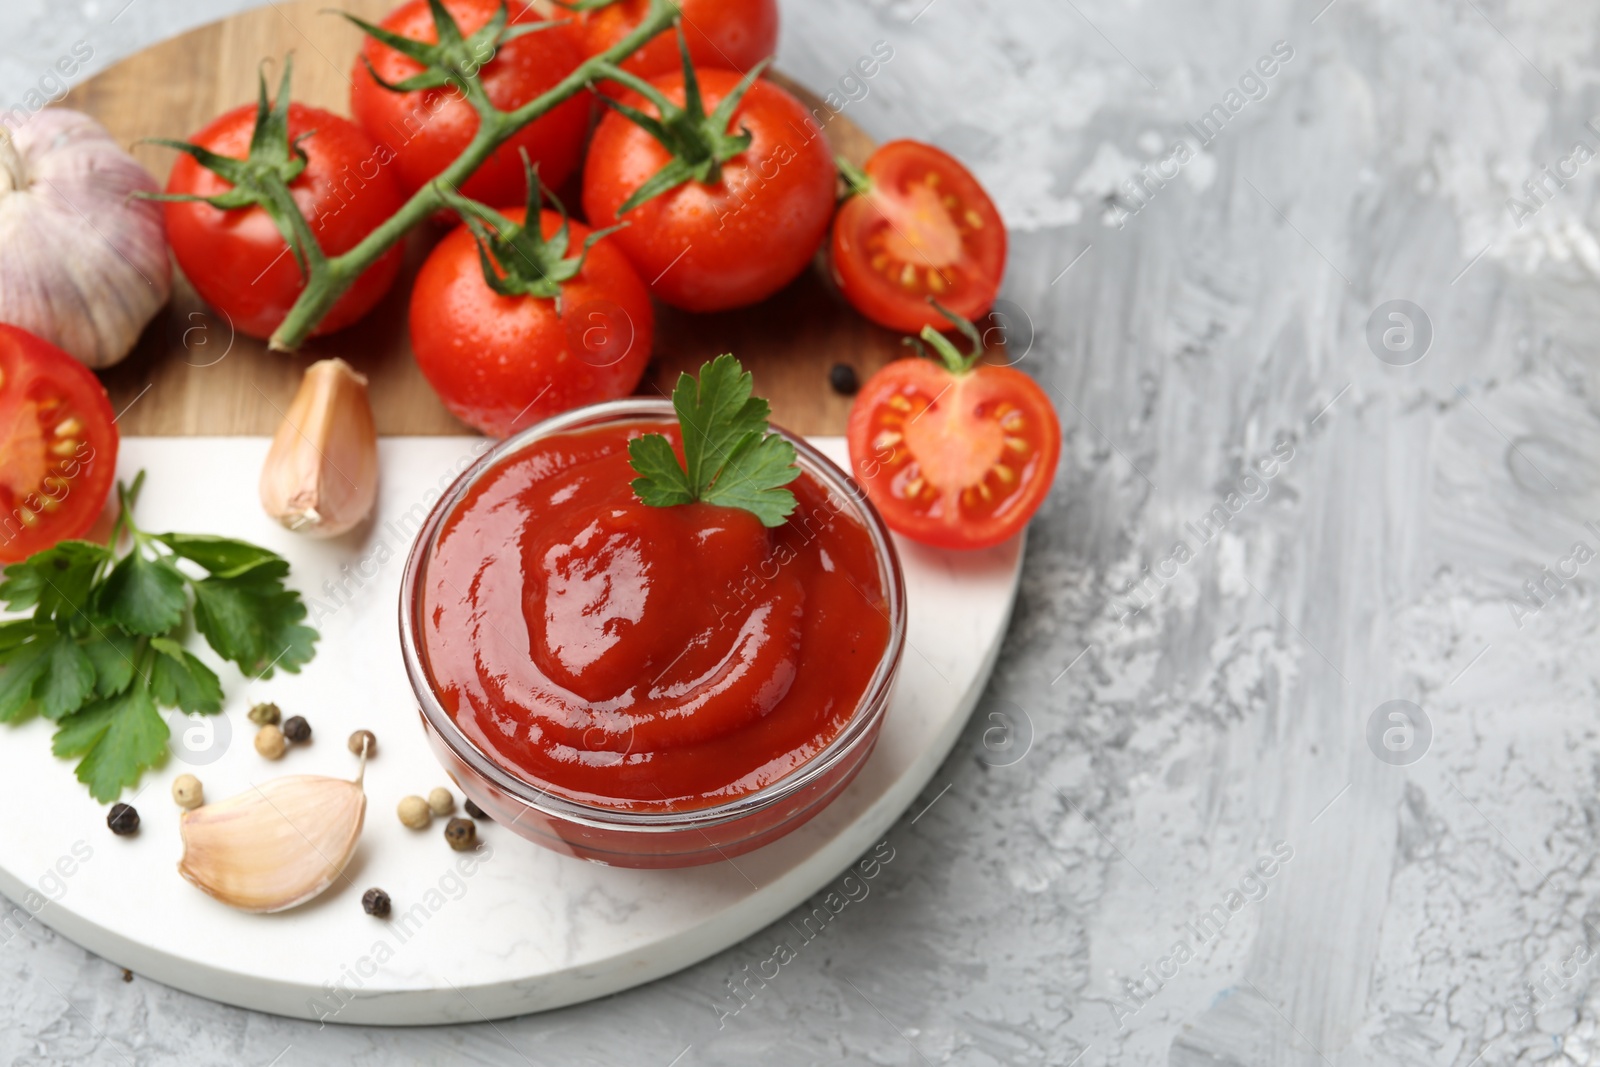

259,358,379,538
177,773,366,913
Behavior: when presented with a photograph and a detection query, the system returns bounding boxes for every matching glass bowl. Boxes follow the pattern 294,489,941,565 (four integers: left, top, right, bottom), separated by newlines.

397,398,907,868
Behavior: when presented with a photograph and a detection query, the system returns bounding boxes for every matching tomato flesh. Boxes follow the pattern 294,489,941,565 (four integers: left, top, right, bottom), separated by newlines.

848,359,1059,550
0,325,118,563
350,0,590,205
832,140,1007,334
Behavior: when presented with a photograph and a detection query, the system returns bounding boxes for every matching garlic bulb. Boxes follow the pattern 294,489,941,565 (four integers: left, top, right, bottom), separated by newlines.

178,772,367,913
259,358,379,537
0,109,171,368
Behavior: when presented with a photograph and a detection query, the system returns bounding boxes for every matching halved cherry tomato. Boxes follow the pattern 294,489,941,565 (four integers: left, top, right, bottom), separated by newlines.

832,140,1006,334
0,324,118,563
848,356,1059,550
164,103,405,340
350,0,590,206
579,0,778,94
409,208,655,437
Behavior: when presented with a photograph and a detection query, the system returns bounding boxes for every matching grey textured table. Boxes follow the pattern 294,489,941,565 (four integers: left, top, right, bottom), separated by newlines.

3,1,1596,1064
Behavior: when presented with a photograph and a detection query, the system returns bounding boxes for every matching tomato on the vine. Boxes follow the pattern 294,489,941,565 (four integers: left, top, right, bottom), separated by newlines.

163,103,405,340
0,325,118,563
350,0,590,206
579,0,778,92
582,67,836,312
832,140,1006,334
410,202,654,438
848,319,1058,550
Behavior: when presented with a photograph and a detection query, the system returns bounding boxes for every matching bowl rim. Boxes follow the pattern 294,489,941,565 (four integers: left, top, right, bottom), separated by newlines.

397,397,908,834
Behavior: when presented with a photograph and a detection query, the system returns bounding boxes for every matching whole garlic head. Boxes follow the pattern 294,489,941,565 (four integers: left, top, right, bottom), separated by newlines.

0,109,172,369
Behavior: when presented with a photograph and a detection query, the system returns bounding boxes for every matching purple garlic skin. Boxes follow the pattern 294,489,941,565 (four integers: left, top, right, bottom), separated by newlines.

0,108,172,369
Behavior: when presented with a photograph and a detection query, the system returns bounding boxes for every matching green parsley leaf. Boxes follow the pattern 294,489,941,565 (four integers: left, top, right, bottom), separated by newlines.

97,550,187,635
83,632,140,698
192,558,318,678
628,434,696,508
699,430,800,525
157,534,280,578
148,637,223,715
674,354,774,490
0,619,47,656
0,541,112,628
628,354,799,527
35,635,95,721
0,639,52,723
53,687,169,803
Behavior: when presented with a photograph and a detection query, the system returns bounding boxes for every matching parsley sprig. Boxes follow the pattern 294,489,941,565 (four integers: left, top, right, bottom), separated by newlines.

628,355,801,527
0,472,318,801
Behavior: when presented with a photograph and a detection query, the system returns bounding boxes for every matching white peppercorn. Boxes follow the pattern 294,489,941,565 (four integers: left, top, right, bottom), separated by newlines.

255,724,286,760
397,795,431,830
171,774,203,810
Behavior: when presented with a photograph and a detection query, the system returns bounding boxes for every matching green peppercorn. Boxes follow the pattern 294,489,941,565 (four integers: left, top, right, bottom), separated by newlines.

282,716,311,744
361,888,391,918
444,817,477,852
247,702,281,726
107,803,139,835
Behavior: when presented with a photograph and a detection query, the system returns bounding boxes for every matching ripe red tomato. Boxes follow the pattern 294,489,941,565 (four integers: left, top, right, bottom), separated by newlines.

0,325,118,563
163,103,405,340
832,141,1007,334
580,0,778,92
350,0,590,206
848,358,1059,550
582,69,836,311
409,208,655,438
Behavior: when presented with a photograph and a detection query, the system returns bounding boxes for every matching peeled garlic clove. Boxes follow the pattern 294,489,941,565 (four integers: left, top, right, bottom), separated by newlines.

178,774,366,913
260,358,378,537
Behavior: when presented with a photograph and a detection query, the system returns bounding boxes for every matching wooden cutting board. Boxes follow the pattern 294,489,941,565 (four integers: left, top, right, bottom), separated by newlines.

65,0,898,436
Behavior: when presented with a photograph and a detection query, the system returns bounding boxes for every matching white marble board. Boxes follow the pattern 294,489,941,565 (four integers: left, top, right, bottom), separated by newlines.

0,437,1023,1025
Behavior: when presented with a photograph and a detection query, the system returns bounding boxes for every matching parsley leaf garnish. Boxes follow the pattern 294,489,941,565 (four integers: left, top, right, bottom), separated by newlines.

628,354,800,527
0,472,319,801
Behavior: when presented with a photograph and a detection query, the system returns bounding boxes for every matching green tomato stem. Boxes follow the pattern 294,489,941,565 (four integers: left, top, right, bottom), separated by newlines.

836,154,873,199
268,0,680,351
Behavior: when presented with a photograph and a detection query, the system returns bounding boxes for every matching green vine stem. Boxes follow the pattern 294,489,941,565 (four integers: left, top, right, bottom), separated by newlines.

267,0,680,352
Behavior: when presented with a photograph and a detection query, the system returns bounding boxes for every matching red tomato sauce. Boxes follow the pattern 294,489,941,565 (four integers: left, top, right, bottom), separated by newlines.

419,420,892,811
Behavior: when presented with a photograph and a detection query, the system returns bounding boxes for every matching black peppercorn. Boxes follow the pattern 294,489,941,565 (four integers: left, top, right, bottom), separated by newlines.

829,363,860,396
282,716,311,744
107,803,139,835
463,799,488,821
444,817,477,852
361,888,392,918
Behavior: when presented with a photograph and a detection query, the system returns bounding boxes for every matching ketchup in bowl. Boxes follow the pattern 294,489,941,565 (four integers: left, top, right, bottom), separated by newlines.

400,398,906,867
